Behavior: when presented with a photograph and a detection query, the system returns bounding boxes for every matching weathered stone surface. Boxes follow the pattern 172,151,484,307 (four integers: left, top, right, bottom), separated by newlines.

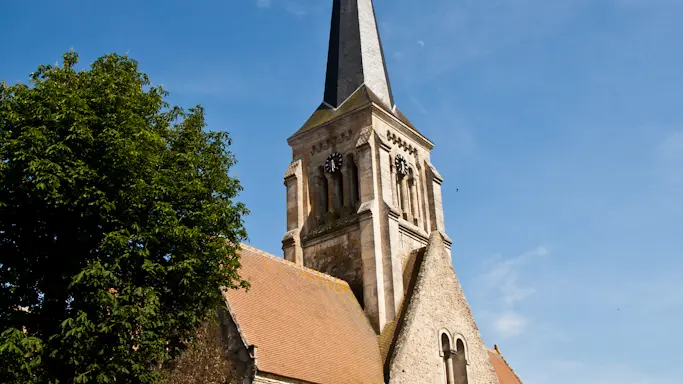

284,97,452,336
389,232,499,384
282,159,305,265
356,125,374,148
302,227,364,303
425,162,446,234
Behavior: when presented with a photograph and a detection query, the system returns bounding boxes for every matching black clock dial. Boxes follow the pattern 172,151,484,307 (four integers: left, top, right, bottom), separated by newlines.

395,154,409,178
324,152,343,173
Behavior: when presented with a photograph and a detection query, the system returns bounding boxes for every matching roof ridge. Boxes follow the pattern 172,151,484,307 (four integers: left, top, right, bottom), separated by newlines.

488,345,524,384
501,354,524,384
239,243,350,285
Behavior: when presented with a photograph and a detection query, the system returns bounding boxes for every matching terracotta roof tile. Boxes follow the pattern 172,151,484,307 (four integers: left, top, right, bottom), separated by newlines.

488,348,523,384
224,245,384,384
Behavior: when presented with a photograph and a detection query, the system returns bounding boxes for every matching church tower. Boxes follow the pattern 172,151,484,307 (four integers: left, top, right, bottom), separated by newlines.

282,0,451,334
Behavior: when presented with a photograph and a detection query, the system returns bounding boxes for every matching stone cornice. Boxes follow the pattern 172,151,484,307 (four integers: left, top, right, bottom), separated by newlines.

283,159,301,181
356,126,374,148
386,203,401,220
371,104,434,151
287,104,372,146
397,219,430,244
439,230,453,246
301,215,360,247
281,228,300,244
376,130,392,151
427,162,444,185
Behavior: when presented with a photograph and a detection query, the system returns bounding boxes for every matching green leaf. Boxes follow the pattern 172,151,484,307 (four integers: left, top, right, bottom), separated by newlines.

0,51,249,384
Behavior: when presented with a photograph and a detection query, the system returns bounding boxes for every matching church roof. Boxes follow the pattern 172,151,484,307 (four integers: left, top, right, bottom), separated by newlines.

488,347,524,384
223,245,384,384
290,0,429,145
222,245,522,383
324,0,394,109
291,84,418,139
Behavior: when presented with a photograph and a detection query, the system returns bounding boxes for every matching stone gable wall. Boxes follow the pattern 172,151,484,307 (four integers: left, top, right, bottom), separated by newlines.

389,233,499,384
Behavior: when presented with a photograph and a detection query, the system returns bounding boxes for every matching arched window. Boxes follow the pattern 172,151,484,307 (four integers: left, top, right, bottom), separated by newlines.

408,167,419,226
344,153,360,210
398,166,409,218
390,155,399,208
315,166,328,224
454,339,468,384
441,333,451,354
331,171,343,212
396,168,403,211
416,164,427,231
440,332,454,384
350,156,360,209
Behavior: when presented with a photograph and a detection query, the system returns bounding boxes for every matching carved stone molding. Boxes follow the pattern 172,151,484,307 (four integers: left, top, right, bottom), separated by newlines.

427,162,444,184
302,214,360,244
386,130,418,156
281,228,300,244
356,126,374,148
310,129,353,155
283,159,302,179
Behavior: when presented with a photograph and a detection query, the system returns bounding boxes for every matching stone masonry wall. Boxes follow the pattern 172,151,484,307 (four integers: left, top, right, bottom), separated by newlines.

398,228,428,256
302,226,364,303
389,232,499,384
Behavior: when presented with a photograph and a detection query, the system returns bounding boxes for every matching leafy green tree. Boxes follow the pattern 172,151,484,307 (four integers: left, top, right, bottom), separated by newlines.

0,51,249,383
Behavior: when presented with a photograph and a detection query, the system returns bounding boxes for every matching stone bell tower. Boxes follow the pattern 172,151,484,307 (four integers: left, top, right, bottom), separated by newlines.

282,0,451,334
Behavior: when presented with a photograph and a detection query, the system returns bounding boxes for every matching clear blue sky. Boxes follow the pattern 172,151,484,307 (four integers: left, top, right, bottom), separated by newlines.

2,0,681,382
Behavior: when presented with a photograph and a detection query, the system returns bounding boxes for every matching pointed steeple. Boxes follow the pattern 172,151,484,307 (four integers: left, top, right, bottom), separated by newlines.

324,0,394,109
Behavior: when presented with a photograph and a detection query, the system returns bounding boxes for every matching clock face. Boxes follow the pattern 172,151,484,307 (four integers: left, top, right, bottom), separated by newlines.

325,152,343,173
395,154,409,177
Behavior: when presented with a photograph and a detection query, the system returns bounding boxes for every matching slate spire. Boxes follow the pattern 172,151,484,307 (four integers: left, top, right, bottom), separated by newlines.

323,0,394,109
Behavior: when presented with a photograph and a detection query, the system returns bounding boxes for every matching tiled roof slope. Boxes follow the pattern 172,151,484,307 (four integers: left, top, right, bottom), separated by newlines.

223,245,384,384
488,348,523,384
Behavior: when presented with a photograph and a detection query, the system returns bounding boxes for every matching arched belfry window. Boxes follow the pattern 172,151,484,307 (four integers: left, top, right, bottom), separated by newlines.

315,166,328,224
331,170,343,212
454,339,468,384
441,333,451,355
344,153,360,210
440,332,469,384
440,332,454,384
351,157,360,208
408,167,420,226
396,163,404,211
